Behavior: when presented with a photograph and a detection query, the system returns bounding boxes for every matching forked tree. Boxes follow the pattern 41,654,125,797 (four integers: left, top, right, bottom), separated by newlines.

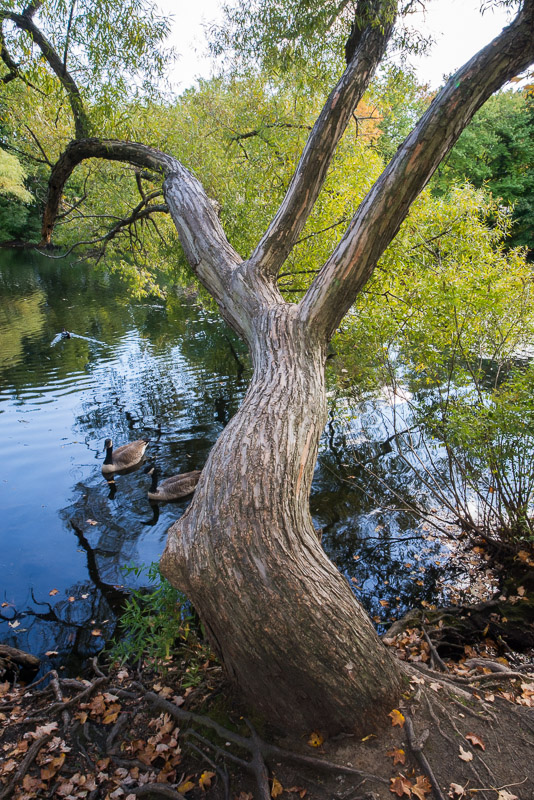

3,0,534,735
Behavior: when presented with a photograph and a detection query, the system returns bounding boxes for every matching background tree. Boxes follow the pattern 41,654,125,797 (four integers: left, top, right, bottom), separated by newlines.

432,88,534,253
3,0,534,735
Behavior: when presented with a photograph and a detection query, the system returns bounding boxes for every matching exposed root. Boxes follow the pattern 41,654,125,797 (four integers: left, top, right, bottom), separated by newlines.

402,713,447,800
0,733,52,800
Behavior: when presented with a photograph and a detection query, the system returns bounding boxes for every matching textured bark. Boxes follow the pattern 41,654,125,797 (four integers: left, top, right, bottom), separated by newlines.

161,306,403,734
38,0,534,737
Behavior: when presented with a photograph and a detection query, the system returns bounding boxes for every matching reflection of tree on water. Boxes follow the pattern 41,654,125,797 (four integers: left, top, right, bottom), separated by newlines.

313,400,461,628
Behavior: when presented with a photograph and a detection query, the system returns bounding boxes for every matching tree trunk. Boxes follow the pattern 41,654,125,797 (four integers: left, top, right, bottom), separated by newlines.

161,304,403,735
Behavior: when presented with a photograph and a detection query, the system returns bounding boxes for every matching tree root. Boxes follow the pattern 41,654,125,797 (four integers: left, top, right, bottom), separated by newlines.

124,784,187,799
142,689,389,799
403,713,447,800
0,733,52,800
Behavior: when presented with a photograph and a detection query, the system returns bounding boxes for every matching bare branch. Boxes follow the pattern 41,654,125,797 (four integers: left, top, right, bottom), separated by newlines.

245,0,397,284
299,0,534,339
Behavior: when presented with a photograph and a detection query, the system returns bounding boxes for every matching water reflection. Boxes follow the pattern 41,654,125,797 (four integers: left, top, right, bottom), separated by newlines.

0,249,453,671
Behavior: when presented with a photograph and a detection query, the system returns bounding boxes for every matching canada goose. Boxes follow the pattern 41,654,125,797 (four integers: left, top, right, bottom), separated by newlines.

146,464,201,502
102,437,149,474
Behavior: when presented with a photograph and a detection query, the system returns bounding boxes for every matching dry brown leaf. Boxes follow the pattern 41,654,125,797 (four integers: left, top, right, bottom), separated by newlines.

448,783,466,798
465,733,485,750
49,589,59,596
287,787,307,798
412,775,432,800
458,746,473,762
27,721,58,738
390,776,412,797
496,791,518,800
387,748,406,766
271,776,284,798
388,709,406,728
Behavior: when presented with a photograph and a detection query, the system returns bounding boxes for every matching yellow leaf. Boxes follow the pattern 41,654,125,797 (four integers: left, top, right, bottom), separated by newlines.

177,781,195,794
307,731,324,747
199,771,215,790
271,776,284,798
388,709,405,728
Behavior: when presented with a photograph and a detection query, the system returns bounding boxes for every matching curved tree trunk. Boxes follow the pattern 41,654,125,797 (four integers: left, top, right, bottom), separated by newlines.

161,304,403,735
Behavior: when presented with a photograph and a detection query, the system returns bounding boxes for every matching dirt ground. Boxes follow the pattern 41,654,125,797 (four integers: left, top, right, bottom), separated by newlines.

1,637,533,800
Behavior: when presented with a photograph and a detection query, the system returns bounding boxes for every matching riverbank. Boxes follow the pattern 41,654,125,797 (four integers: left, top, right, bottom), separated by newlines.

2,619,534,800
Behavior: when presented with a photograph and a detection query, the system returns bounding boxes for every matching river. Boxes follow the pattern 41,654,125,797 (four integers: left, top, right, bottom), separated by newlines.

0,249,452,674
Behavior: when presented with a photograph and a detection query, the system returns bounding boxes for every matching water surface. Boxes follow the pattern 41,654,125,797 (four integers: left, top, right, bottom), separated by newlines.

0,250,450,673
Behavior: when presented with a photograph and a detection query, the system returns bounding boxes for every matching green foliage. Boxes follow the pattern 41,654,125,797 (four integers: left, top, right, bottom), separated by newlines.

111,562,196,672
369,65,431,162
0,148,32,202
432,90,534,252
423,365,534,545
0,147,41,241
333,183,534,550
210,0,426,84
0,0,173,139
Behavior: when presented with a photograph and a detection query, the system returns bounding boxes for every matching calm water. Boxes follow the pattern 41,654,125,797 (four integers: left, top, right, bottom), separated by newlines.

0,250,449,674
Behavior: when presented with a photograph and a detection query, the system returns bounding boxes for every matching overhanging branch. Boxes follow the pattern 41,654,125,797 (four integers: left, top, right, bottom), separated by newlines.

41,138,251,338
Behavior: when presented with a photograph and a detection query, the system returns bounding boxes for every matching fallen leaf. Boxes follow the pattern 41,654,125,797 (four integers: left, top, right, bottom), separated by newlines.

91,629,102,637
390,776,412,797
465,733,485,750
27,722,58,738
287,787,307,798
271,776,284,798
388,709,406,728
412,775,432,800
45,650,59,656
86,519,98,525
387,748,406,766
448,784,466,798
307,731,324,747
199,770,215,790
49,589,59,596
496,791,518,800
177,780,195,794
458,746,473,762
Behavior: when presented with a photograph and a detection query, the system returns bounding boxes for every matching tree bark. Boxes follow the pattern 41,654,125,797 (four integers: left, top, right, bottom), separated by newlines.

37,0,534,739
161,304,403,735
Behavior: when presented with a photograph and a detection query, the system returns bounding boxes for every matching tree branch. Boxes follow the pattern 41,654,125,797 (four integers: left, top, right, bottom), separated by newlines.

299,0,534,339
41,138,250,337
1,6,90,138
245,0,397,284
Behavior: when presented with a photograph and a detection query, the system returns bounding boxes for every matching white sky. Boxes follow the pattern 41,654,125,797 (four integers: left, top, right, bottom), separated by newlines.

157,0,517,92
